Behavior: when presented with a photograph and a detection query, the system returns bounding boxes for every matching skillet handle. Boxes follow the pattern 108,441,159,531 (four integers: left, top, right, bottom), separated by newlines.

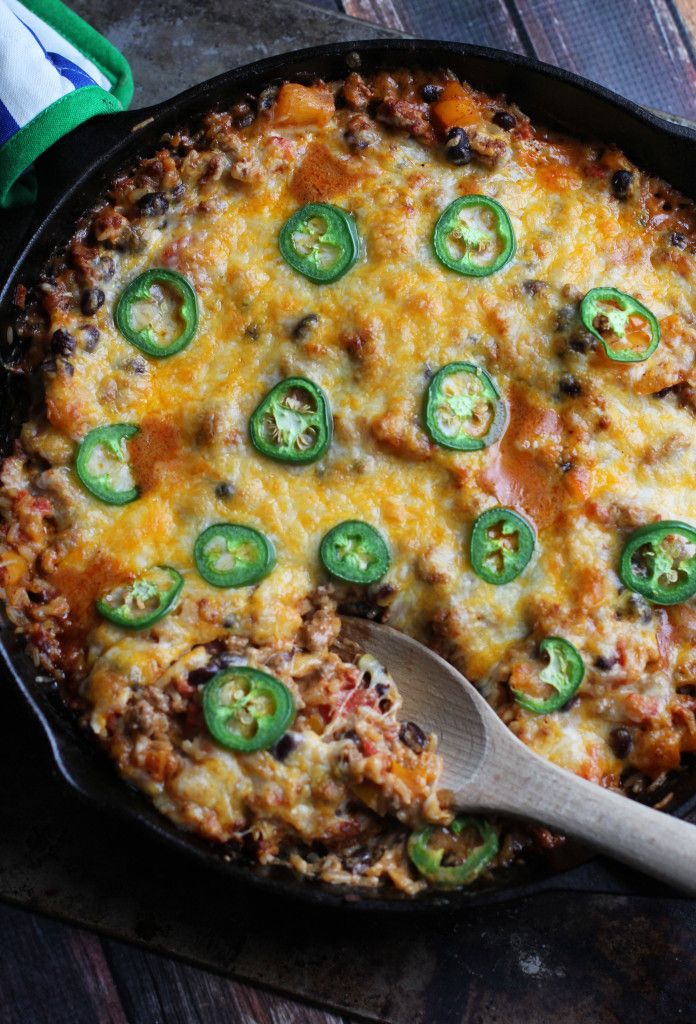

34,107,156,219
0,105,159,282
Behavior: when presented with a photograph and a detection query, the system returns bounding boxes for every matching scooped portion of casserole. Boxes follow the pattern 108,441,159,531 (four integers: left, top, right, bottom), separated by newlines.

2,65,695,893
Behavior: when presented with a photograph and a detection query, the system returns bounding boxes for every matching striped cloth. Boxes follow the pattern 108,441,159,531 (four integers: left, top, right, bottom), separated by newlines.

0,0,112,146
0,0,131,207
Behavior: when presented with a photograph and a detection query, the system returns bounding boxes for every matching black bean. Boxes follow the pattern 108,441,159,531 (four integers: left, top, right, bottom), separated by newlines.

492,110,516,131
257,86,278,113
608,726,632,759
272,733,297,761
137,191,169,216
611,169,633,200
559,373,582,397
187,664,219,688
215,481,235,498
555,305,576,332
670,231,687,249
399,720,427,752
81,287,105,316
338,598,388,622
124,356,148,374
204,638,227,657
422,83,443,103
51,329,76,356
340,729,361,745
292,313,319,340
594,654,618,671
444,127,472,165
569,330,593,353
232,101,255,128
82,325,100,352
343,846,373,873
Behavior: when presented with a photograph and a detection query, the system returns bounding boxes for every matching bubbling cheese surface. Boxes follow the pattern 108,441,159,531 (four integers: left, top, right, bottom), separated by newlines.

3,69,696,889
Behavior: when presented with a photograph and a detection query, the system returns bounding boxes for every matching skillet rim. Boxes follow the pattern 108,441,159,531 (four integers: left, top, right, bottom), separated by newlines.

1,37,696,912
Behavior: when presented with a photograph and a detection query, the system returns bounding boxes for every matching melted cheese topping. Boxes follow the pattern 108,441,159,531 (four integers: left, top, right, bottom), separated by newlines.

4,72,696,885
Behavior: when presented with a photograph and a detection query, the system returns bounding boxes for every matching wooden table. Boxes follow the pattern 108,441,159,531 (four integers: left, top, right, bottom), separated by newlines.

2,1,696,1022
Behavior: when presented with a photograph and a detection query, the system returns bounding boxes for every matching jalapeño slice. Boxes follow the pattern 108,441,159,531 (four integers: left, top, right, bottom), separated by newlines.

470,507,535,585
279,203,360,283
512,637,585,714
433,196,515,277
250,377,332,464
115,269,198,357
424,362,506,451
320,521,390,585
203,667,295,753
619,520,696,605
580,287,659,363
194,523,275,588
96,565,183,629
408,816,498,887
75,423,139,505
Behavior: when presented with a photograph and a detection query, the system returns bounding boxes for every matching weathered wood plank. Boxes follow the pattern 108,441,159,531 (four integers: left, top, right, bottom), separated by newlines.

508,0,696,118
0,903,128,1024
676,0,696,41
102,938,349,1024
308,0,344,11
342,0,525,53
337,0,696,118
342,0,409,32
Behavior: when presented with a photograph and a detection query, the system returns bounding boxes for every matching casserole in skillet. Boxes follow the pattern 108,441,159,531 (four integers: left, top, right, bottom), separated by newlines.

2,57,696,896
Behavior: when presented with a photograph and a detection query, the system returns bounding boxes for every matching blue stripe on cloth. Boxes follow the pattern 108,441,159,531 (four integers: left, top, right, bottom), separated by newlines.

47,51,97,89
0,94,20,146
15,12,45,52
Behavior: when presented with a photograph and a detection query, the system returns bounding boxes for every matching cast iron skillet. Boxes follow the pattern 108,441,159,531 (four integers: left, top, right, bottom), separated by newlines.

1,39,696,911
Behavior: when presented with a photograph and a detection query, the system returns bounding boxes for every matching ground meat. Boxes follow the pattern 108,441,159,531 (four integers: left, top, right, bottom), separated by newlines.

121,686,173,739
375,98,434,144
68,242,101,284
342,72,373,111
92,206,136,249
468,124,511,166
344,113,379,152
301,601,341,652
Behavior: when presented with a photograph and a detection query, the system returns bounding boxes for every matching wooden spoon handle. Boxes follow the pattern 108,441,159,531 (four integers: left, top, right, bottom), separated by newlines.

476,749,696,893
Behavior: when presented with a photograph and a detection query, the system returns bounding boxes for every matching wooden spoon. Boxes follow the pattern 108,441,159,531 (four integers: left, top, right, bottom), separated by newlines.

341,616,696,894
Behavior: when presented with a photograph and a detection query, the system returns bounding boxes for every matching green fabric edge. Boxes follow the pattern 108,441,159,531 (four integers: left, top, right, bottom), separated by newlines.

18,0,133,107
0,86,121,208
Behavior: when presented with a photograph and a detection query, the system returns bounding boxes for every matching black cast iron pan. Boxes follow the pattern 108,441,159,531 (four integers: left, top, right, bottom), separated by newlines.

1,39,696,912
